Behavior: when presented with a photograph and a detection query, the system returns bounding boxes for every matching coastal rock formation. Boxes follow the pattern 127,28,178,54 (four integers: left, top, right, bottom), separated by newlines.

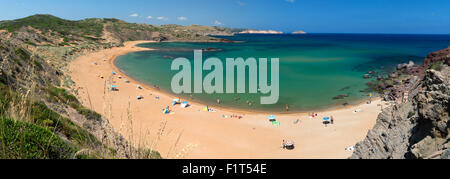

351,49,450,159
424,47,450,69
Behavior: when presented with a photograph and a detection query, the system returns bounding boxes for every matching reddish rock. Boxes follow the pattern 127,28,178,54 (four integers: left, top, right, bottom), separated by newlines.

423,47,450,68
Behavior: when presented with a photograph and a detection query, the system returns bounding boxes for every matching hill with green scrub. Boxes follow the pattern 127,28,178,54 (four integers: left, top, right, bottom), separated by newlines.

0,14,234,159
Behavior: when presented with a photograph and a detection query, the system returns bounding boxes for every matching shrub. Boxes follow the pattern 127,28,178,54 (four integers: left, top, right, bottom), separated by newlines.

408,111,416,118
30,102,100,147
14,48,30,60
46,86,102,122
430,61,443,71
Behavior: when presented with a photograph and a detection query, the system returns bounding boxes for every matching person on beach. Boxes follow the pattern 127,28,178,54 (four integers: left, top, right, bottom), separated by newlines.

286,104,289,112
331,116,334,124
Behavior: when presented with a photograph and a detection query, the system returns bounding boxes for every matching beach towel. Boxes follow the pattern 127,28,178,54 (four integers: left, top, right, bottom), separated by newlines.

272,121,281,126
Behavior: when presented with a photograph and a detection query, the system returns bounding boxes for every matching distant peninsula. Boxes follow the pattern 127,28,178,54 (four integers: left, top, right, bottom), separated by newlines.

292,30,307,34
238,30,284,34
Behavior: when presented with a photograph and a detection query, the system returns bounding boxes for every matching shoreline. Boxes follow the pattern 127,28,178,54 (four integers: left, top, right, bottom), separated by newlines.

68,40,388,159
112,41,379,115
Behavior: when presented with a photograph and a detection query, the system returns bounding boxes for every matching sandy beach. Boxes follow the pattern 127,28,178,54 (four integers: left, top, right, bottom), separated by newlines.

68,41,387,159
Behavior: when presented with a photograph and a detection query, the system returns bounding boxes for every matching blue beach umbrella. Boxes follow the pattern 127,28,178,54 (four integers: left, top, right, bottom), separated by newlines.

163,109,169,114
269,115,276,122
323,117,331,125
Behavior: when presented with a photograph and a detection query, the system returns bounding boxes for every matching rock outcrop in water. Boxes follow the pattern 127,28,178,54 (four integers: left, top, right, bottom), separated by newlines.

351,48,450,159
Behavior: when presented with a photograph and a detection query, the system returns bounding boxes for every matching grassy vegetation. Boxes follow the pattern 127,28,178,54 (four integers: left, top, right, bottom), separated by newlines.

30,102,101,147
430,61,443,71
14,48,31,60
408,111,416,118
46,86,102,122
0,14,103,37
0,83,14,117
0,117,76,159
0,82,102,159
33,60,43,69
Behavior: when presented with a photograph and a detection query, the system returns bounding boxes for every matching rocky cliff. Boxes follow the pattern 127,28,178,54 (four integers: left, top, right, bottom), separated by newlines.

351,48,450,159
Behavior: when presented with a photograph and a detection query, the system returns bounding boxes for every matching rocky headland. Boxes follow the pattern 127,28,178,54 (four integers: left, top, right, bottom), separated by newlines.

351,47,450,159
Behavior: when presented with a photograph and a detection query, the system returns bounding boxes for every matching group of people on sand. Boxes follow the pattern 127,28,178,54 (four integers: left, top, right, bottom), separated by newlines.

309,113,318,118
229,114,243,119
308,112,335,126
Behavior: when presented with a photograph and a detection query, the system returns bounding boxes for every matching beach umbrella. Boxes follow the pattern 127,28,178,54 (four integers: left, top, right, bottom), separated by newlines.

110,85,117,91
323,117,331,125
181,101,189,108
269,115,276,122
172,99,180,106
163,109,169,114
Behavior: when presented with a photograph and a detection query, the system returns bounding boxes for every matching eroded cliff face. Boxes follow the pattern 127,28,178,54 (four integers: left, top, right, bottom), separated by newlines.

351,50,450,159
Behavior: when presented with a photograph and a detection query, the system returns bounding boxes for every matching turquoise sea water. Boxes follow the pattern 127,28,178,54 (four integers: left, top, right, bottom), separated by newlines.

115,34,450,112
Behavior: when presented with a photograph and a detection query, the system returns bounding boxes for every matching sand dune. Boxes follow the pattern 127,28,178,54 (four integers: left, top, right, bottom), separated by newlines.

68,41,386,159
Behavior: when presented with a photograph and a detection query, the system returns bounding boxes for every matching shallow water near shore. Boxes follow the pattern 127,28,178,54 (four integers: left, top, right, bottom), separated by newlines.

115,34,450,112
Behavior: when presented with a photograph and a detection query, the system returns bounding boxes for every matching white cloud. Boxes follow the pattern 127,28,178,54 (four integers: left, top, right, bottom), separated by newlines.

129,13,139,17
157,16,169,21
214,20,224,26
177,16,188,21
147,16,153,19
285,0,295,3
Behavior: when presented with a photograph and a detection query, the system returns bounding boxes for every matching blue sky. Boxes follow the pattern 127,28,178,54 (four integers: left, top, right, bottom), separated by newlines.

1,0,449,34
